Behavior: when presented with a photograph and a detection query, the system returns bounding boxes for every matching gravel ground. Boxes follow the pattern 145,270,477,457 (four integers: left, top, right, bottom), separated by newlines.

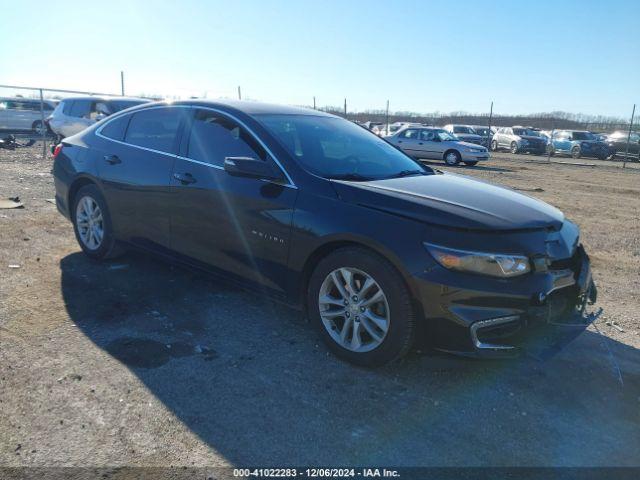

1,144,639,468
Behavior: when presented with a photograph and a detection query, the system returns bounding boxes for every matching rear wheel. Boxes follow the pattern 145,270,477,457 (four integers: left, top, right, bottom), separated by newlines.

72,184,123,260
444,150,461,166
490,140,498,151
571,146,582,159
510,141,519,154
307,247,415,367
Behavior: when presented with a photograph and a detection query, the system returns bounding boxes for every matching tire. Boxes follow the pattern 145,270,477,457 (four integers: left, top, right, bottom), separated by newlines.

307,247,416,367
32,120,46,136
490,140,498,151
463,161,478,166
571,146,582,159
71,184,123,260
510,141,519,154
443,150,461,166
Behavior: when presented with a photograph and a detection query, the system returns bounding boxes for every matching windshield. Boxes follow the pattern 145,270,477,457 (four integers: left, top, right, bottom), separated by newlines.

473,127,490,136
257,114,432,181
572,131,595,140
453,126,475,134
436,130,458,141
513,128,539,136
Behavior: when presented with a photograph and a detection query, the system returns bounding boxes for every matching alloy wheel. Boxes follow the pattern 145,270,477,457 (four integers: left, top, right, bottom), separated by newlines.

318,267,390,353
445,152,460,165
75,196,104,250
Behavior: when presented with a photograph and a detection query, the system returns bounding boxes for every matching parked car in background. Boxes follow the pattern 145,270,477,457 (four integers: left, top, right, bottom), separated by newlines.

374,122,421,137
387,126,489,166
605,130,640,160
362,121,383,131
52,99,595,366
470,125,493,147
546,130,609,160
442,124,484,145
491,126,547,155
0,97,57,134
48,96,150,140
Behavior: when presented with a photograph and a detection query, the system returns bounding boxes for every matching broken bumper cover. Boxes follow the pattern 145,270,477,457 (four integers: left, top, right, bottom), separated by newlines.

415,245,599,359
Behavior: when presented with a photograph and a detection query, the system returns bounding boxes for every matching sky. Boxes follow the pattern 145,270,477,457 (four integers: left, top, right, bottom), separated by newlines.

1,0,638,118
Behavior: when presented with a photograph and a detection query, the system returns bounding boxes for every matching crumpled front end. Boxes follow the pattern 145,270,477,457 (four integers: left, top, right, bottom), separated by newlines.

413,221,598,359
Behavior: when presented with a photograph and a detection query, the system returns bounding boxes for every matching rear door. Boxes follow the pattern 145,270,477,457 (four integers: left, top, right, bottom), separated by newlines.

169,108,297,296
417,129,441,159
97,106,187,250
395,128,421,157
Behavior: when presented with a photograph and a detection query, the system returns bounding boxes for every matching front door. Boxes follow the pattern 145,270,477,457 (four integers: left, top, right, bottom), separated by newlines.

169,108,297,296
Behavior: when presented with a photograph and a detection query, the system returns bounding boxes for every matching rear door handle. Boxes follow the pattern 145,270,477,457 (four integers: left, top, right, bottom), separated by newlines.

104,154,121,165
173,172,196,185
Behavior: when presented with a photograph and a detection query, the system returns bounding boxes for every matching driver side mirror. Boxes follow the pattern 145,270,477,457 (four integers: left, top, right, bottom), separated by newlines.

224,156,283,181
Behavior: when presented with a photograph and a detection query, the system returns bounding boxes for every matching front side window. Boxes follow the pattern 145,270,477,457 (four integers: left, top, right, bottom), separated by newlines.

257,114,431,181
124,108,182,153
420,129,436,141
187,109,266,166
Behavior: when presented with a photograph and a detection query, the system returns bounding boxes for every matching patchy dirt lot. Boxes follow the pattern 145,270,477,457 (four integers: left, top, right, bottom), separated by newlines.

1,144,639,468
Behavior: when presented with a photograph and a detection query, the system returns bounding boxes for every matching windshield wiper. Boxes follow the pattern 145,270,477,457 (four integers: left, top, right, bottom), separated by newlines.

386,169,426,179
328,173,373,182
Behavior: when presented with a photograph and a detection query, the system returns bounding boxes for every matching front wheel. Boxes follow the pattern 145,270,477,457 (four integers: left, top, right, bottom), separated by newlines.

490,140,498,151
307,247,415,367
510,141,519,154
444,150,461,166
571,146,582,159
463,161,478,166
72,184,123,260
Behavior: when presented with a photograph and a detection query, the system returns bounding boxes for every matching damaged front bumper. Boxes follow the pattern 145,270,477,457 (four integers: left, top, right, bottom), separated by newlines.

416,244,599,359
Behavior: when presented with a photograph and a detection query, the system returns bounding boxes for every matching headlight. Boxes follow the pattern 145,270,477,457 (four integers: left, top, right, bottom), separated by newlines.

424,243,531,278
519,139,529,145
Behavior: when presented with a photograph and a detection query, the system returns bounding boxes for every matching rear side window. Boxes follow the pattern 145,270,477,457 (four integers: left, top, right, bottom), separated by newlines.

124,108,182,153
100,115,130,141
187,109,266,166
68,100,92,118
399,129,419,139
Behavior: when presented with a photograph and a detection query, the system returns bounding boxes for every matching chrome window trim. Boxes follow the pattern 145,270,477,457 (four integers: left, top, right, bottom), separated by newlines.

95,104,297,189
469,316,519,350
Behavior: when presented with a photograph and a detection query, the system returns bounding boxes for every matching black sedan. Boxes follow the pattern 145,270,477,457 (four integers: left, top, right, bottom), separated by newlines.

52,100,597,366
605,130,640,161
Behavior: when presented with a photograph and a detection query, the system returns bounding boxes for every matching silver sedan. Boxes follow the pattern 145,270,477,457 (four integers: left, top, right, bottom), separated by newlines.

386,127,490,166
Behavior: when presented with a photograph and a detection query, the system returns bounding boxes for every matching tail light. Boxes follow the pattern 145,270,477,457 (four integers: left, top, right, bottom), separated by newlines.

52,144,63,158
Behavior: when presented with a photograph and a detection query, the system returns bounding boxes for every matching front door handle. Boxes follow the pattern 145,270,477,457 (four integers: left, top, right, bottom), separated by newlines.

104,154,121,165
173,172,196,185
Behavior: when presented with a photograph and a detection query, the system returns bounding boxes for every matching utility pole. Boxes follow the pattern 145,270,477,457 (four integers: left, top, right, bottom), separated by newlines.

623,104,636,169
313,96,316,110
344,98,347,117
487,101,493,149
120,71,125,96
238,86,242,100
386,100,390,135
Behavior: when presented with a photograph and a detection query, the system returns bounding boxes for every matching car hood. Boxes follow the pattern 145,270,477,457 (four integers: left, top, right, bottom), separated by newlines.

521,135,546,142
332,173,564,231
453,140,486,149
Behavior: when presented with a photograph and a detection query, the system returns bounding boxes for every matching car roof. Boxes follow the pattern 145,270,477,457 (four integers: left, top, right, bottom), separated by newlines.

59,96,148,102
169,99,335,117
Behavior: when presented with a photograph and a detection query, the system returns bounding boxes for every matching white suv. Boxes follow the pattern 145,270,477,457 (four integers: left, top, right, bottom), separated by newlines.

48,96,149,140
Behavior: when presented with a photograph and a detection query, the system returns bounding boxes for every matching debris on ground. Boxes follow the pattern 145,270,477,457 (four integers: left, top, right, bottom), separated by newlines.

514,187,545,192
0,197,24,209
8,264,21,269
45,198,56,204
